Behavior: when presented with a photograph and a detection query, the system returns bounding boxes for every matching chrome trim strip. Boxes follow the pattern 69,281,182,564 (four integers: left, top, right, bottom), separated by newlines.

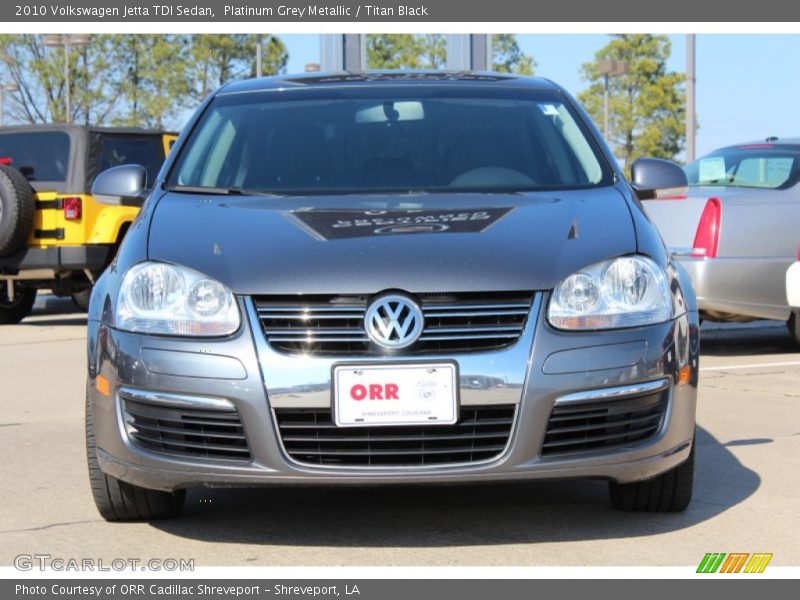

554,378,670,405
258,313,364,319
422,325,524,334
423,309,529,317
268,336,369,343
270,327,367,339
268,331,526,342
267,328,366,335
420,333,521,341
423,303,531,311
257,306,364,313
117,387,236,411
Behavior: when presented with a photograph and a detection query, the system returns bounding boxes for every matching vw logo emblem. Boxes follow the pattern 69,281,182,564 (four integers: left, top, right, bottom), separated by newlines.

364,294,424,349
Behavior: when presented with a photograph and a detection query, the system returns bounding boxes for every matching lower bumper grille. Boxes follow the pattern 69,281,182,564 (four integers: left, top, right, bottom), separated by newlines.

274,405,516,467
121,398,251,462
541,390,668,456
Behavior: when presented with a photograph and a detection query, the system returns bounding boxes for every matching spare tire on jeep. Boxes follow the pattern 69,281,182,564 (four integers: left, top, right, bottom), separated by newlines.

0,165,35,257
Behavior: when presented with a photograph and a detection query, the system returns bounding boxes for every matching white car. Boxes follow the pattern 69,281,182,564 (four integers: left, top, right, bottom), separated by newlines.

788,251,800,343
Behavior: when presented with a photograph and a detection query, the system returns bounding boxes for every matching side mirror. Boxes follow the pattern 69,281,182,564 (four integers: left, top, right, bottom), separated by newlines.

91,164,148,207
630,158,688,200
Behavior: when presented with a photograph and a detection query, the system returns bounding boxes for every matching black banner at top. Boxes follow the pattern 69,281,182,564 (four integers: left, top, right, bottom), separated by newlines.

2,0,799,22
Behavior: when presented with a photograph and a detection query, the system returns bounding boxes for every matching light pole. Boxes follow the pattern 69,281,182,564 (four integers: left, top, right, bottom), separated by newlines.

686,34,697,163
42,34,90,124
0,82,19,126
597,59,628,142
255,34,262,78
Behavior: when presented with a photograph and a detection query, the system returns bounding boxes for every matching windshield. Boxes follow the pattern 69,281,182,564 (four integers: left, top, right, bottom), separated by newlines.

685,145,800,190
0,131,70,183
168,88,611,195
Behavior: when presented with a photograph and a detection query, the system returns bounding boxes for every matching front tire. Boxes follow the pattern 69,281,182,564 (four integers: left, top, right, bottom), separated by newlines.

0,283,36,324
85,392,185,521
71,288,91,312
788,312,800,346
608,442,694,512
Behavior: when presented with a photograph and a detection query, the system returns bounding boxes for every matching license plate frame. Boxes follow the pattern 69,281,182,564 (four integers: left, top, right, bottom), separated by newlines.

332,361,459,428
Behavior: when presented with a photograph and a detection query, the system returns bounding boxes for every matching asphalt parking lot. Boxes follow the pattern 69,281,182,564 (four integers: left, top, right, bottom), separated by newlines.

1,295,798,567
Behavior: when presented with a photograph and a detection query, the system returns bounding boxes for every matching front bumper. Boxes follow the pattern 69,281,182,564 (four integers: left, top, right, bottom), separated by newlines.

87,296,699,492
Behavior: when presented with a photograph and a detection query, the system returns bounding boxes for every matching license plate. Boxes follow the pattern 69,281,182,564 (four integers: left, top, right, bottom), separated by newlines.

333,362,458,427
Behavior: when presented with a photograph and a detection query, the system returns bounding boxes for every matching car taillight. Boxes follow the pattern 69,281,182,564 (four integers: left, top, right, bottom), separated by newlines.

691,197,722,258
63,196,82,220
0,157,12,165
796,245,800,262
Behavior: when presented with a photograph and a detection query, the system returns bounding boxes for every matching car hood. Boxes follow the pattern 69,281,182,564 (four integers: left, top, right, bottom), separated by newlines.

147,188,636,295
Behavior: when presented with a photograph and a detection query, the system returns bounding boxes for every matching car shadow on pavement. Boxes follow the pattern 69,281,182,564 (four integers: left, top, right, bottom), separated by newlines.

20,294,88,327
150,426,759,546
700,321,797,357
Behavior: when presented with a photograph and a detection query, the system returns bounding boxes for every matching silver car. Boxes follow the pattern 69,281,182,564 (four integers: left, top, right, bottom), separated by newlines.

643,139,800,342
85,72,699,520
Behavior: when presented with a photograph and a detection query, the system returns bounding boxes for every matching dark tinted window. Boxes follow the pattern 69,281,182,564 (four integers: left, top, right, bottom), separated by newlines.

0,131,70,182
169,90,610,194
685,145,800,190
98,135,165,187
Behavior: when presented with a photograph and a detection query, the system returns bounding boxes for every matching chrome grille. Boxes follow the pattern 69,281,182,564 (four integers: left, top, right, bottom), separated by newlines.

121,398,251,461
541,390,668,456
274,405,516,466
254,291,534,355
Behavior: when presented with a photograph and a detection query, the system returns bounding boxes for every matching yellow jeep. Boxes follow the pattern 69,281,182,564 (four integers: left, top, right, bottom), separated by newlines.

0,125,176,323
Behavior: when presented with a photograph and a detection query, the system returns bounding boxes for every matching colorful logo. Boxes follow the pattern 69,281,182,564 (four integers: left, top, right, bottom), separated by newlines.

697,553,773,573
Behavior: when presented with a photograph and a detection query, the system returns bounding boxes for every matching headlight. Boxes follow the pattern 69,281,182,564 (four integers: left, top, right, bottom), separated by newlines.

116,262,240,336
548,256,672,330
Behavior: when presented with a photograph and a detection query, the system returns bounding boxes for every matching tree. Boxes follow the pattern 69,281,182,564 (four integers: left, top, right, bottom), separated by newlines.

578,34,685,169
0,34,288,129
367,34,534,74
417,34,446,69
366,34,421,70
186,34,287,102
252,35,289,78
0,34,122,125
70,35,121,126
492,34,535,75
108,35,191,128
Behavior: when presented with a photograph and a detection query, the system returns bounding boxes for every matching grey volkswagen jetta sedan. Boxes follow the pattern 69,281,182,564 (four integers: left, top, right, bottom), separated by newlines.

85,72,699,520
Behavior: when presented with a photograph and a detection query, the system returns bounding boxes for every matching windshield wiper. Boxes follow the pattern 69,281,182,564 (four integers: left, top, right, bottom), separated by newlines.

165,184,247,195
165,184,286,197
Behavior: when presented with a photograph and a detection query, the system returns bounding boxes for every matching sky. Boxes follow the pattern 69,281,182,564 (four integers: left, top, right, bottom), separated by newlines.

279,34,800,159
